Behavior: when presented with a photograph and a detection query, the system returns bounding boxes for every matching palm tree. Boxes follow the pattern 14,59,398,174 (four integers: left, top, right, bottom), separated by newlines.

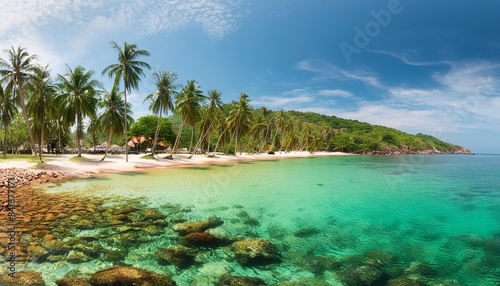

98,86,131,161
144,71,177,159
26,65,56,162
0,46,38,156
102,41,150,162
271,110,287,152
58,65,101,157
170,80,205,158
87,114,100,154
226,93,252,155
188,89,223,158
0,84,17,157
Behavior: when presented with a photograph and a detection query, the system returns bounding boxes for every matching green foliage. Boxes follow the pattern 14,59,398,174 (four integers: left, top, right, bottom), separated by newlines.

129,115,175,147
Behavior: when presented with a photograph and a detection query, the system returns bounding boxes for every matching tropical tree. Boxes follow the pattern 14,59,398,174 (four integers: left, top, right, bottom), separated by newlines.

226,93,252,155
188,89,223,158
58,65,101,157
26,65,56,162
87,114,101,154
170,80,205,158
98,86,131,161
102,41,150,162
0,46,38,156
0,84,17,157
144,71,177,159
271,110,287,152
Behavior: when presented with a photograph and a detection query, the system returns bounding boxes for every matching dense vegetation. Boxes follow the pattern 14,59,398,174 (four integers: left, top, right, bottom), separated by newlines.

0,44,469,162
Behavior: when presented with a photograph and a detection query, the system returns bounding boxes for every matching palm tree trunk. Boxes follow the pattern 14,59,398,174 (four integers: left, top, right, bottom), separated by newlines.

3,125,7,157
188,121,213,159
189,126,195,153
151,107,163,159
168,121,184,159
39,122,44,163
101,130,112,161
213,124,229,157
17,86,37,157
225,126,236,154
77,112,82,157
123,83,129,162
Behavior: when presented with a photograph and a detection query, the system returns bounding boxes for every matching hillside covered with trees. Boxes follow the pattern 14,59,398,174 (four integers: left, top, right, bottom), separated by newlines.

0,44,471,162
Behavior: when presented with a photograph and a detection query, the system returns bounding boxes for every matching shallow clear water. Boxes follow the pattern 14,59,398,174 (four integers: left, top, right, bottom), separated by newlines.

34,154,500,285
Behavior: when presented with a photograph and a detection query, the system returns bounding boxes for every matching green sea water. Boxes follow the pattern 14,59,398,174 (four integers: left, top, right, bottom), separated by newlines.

35,154,500,285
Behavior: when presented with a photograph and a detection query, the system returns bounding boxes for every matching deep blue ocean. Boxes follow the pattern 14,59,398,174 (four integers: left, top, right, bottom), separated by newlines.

36,154,500,285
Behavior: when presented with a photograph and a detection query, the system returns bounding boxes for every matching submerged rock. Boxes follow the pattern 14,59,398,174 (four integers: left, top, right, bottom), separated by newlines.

55,278,91,286
293,227,320,238
157,245,195,268
217,274,267,286
75,219,95,230
338,265,384,286
173,217,223,235
277,278,331,286
27,245,49,262
364,250,397,269
66,250,91,264
387,277,419,286
405,262,437,278
143,209,166,220
0,271,45,286
231,239,281,266
180,232,220,247
89,266,176,286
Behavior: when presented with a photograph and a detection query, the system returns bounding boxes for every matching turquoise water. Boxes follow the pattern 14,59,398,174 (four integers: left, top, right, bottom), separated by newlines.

35,154,500,285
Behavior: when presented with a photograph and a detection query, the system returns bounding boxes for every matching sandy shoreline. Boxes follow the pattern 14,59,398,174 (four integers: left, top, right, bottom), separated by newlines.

0,151,350,178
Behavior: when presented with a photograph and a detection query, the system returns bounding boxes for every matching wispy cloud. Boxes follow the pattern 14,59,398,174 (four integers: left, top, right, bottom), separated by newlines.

253,88,355,110
0,0,243,40
370,50,451,66
296,59,381,87
319,89,353,98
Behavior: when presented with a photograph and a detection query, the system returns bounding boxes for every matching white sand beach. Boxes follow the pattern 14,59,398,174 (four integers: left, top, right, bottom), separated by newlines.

0,151,349,178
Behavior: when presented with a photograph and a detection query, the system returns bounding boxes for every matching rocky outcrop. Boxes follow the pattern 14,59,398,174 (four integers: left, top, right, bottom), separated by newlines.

357,146,473,156
231,239,281,266
89,266,176,286
0,168,64,189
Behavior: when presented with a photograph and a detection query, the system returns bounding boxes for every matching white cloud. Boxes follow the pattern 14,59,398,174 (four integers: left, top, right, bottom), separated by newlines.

319,89,353,97
296,59,381,87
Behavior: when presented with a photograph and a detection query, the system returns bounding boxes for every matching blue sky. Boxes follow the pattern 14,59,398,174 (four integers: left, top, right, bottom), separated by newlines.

1,0,500,153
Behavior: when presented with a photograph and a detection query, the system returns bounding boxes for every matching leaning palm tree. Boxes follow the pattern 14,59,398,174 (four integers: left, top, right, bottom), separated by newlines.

170,80,205,158
188,89,223,159
226,93,252,155
57,65,101,157
26,65,56,162
144,71,177,159
98,86,131,161
0,46,38,156
0,84,17,157
102,41,150,162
